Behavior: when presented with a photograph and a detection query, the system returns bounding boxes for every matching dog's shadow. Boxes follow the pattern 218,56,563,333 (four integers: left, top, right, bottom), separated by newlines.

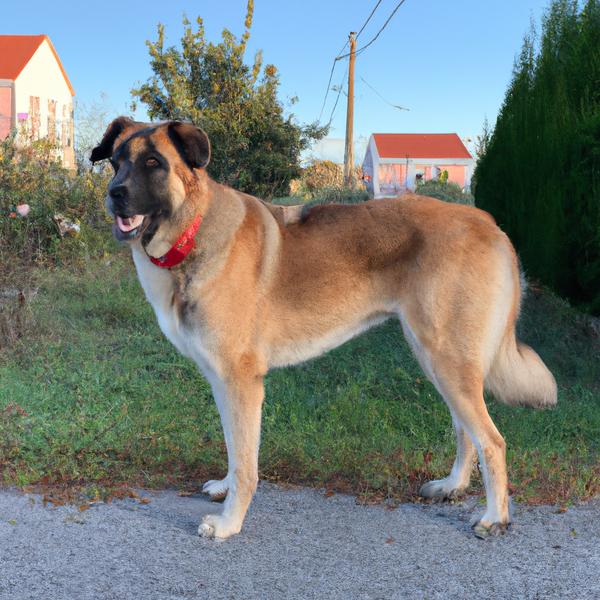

118,490,221,537
116,488,513,542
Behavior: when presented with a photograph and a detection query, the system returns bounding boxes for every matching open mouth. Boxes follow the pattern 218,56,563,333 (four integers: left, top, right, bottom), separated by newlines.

114,214,148,241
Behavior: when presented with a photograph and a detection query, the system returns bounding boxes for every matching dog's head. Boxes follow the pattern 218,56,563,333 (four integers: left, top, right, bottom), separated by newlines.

90,117,210,244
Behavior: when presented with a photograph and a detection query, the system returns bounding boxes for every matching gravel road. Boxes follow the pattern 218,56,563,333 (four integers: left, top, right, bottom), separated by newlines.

0,483,598,599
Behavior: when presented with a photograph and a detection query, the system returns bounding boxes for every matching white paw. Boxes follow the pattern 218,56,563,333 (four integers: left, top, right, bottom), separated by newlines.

197,514,241,539
472,519,510,539
419,478,466,500
201,477,229,501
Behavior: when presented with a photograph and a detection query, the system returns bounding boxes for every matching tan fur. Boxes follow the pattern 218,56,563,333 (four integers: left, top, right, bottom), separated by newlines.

96,119,557,539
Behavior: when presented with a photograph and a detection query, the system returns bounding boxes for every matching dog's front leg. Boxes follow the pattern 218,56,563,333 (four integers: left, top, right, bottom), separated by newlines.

198,371,264,539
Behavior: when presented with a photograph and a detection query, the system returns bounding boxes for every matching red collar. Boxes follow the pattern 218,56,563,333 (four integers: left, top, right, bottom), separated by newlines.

149,214,202,269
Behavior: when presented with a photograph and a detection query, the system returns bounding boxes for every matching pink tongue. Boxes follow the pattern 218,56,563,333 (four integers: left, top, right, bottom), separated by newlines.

116,215,144,232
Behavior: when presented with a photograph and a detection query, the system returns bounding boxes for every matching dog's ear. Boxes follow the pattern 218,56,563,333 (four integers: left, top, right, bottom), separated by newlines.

90,116,137,163
167,121,211,170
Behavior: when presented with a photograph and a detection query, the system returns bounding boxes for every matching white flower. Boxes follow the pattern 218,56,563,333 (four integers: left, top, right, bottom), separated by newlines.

16,204,30,217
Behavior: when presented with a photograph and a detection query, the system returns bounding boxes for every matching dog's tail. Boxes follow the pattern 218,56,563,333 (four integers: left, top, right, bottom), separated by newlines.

485,335,557,408
484,259,557,409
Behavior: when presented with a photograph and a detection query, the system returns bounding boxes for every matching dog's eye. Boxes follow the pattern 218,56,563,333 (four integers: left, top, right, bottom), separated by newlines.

145,157,159,168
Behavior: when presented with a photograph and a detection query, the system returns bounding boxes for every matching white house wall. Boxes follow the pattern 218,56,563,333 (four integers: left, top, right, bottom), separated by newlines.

362,135,382,198
361,146,374,195
14,40,73,154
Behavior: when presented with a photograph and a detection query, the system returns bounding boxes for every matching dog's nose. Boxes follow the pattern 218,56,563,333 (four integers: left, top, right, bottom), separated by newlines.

109,184,128,200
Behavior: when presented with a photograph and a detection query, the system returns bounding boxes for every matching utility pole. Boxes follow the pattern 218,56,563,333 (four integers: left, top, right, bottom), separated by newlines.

343,32,356,187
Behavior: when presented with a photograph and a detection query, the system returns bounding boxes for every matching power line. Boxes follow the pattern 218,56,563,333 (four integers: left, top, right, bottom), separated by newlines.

318,41,348,122
318,0,386,122
326,65,348,128
356,0,384,39
337,0,408,60
360,76,410,111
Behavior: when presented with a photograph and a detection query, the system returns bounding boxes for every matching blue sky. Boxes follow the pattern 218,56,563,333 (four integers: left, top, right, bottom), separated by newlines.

3,0,549,162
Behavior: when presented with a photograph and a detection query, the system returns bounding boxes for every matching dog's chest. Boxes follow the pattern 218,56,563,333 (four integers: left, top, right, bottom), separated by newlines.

131,248,200,360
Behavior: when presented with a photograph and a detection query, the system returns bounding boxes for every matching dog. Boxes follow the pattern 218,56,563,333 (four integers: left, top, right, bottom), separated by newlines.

91,117,557,539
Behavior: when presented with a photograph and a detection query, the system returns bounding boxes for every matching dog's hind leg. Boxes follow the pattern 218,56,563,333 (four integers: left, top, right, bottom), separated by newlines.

438,370,510,537
198,368,264,539
426,359,510,537
399,314,476,501
421,360,510,535
398,313,509,537
201,476,229,501
420,411,476,500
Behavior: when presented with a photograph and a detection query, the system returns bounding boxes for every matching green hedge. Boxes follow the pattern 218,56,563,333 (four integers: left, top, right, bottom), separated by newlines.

475,0,600,314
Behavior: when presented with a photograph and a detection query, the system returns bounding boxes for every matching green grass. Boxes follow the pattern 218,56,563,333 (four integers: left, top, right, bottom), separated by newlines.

0,254,599,505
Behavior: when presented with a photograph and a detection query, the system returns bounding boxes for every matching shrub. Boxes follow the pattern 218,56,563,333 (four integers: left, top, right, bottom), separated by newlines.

297,161,365,197
0,133,114,266
301,160,344,196
415,179,474,205
309,186,369,205
287,160,367,206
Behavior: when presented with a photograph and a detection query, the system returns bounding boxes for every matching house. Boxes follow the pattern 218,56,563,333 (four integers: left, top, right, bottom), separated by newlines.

362,133,474,198
0,34,75,168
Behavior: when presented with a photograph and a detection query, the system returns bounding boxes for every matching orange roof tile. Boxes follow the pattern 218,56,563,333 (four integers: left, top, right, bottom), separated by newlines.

373,133,471,159
0,35,74,96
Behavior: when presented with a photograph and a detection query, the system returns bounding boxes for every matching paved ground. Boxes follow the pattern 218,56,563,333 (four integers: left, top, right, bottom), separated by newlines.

0,483,598,600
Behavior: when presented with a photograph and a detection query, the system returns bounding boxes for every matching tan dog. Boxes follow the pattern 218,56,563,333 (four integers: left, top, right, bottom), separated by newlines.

91,117,557,539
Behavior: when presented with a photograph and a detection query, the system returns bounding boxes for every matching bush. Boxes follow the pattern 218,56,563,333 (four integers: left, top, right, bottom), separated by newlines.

308,186,369,205
0,133,114,266
287,160,367,206
415,179,474,205
299,161,365,197
299,160,343,196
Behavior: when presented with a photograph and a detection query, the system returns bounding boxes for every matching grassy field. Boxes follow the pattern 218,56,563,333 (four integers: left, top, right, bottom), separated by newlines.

0,252,599,506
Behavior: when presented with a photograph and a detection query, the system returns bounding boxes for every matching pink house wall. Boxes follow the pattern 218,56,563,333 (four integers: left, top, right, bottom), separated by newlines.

0,87,11,140
416,165,432,180
416,163,466,186
375,161,469,195
442,165,466,187
378,163,407,194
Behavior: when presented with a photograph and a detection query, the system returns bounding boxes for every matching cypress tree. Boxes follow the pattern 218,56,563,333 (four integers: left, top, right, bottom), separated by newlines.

475,0,600,314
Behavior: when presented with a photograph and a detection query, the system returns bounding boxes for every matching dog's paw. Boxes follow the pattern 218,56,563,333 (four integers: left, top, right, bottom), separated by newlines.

472,519,510,539
198,514,241,539
202,477,229,502
419,478,465,501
